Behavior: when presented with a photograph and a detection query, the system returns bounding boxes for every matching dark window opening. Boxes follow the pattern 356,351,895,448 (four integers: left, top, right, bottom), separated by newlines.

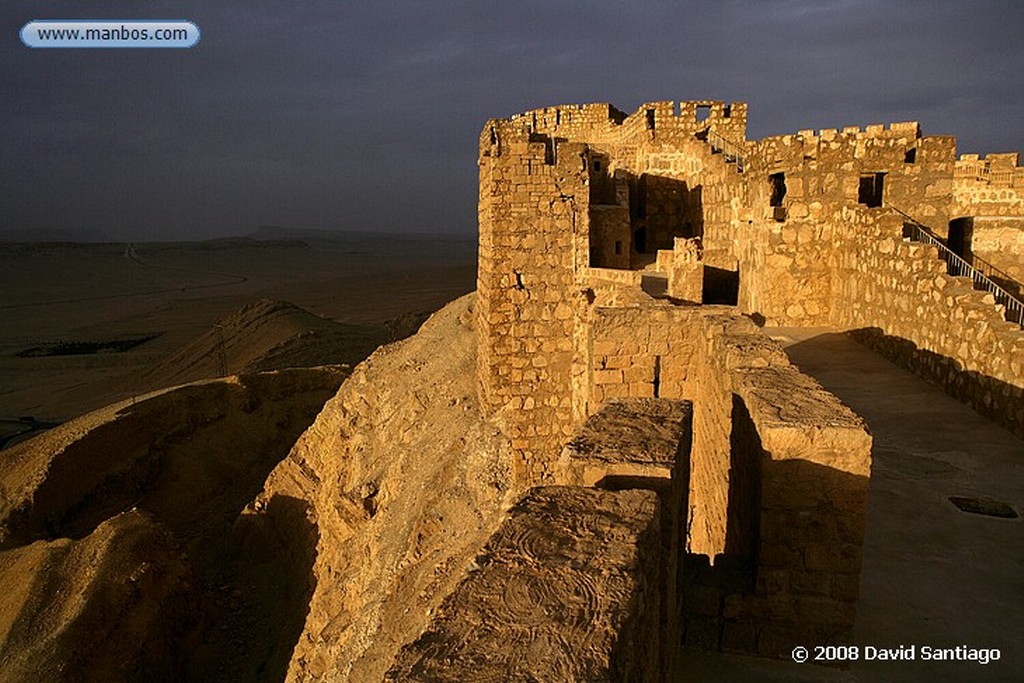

858,173,885,208
904,148,916,164
695,105,711,123
769,172,787,208
948,217,973,258
614,240,622,255
645,109,656,130
634,226,647,253
593,160,602,172
653,355,662,398
555,110,561,125
723,104,732,118
703,266,739,305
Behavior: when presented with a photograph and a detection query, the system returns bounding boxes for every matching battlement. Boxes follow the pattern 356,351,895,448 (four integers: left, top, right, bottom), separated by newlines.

477,97,1023,466
794,120,921,141
473,97,1023,670
483,100,749,160
955,152,1024,186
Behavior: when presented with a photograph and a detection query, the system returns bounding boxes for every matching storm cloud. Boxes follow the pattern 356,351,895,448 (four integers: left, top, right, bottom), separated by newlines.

3,1,1022,240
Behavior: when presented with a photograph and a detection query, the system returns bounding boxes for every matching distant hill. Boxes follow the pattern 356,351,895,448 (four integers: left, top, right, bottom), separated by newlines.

243,226,477,263
138,299,384,391
0,227,112,243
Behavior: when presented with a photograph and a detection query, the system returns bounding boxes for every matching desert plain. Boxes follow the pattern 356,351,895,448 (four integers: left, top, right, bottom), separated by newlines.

0,230,476,439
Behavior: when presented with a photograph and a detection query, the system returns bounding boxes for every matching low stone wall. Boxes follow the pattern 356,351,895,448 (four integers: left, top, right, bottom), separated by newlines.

585,303,702,412
576,305,873,660
727,366,870,655
832,207,1024,438
679,312,872,657
964,216,1024,289
558,398,692,678
385,486,662,682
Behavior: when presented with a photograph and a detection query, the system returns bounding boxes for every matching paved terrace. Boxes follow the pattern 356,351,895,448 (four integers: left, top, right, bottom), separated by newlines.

676,327,1024,683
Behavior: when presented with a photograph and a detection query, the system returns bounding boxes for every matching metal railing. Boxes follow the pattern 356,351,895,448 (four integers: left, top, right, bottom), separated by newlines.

706,130,747,173
892,208,1024,327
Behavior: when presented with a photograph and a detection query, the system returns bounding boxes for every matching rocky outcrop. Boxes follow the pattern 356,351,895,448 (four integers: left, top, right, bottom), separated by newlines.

0,366,347,680
243,293,518,681
386,486,662,682
0,511,197,682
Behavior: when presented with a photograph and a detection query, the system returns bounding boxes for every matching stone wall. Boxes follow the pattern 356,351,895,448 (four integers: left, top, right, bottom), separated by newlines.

737,123,957,325
953,152,1024,218
583,302,701,411
952,152,1024,287
477,131,590,483
558,397,692,678
962,216,1024,288
385,486,663,682
680,314,872,657
570,298,873,657
831,206,1024,437
563,321,872,659
589,204,632,269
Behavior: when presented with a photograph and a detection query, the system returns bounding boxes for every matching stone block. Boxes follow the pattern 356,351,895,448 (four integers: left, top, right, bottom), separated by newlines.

594,369,623,385
721,621,759,653
804,543,862,573
386,487,662,681
684,617,722,651
790,570,832,596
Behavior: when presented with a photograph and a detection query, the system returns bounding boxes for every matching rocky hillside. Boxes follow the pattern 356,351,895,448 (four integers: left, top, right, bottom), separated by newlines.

0,293,519,681
138,299,382,390
242,293,519,681
0,366,347,681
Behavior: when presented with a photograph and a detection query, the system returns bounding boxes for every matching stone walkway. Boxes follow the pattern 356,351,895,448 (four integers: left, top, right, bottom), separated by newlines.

676,328,1024,682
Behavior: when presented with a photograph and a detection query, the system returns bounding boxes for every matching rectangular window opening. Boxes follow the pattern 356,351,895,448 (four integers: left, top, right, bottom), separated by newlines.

645,109,656,130
614,240,622,255
769,172,787,208
904,148,916,164
858,172,885,208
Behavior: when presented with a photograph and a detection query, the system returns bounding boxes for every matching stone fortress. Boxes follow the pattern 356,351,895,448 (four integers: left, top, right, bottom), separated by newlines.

389,101,1024,678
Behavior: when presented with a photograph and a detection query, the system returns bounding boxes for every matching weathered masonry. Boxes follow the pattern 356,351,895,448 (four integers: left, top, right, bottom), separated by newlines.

477,100,1023,467
464,100,1023,675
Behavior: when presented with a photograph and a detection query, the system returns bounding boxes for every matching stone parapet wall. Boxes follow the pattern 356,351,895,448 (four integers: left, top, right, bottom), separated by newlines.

953,152,1024,218
558,397,692,678
832,206,1024,437
494,100,747,150
386,486,663,682
751,125,955,231
682,315,872,657
564,316,873,659
686,313,791,561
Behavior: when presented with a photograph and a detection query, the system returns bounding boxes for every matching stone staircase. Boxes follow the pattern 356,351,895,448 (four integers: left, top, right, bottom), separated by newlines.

893,208,1024,327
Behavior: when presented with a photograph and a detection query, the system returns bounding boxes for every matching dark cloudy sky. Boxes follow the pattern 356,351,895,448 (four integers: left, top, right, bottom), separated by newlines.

2,1,1022,241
